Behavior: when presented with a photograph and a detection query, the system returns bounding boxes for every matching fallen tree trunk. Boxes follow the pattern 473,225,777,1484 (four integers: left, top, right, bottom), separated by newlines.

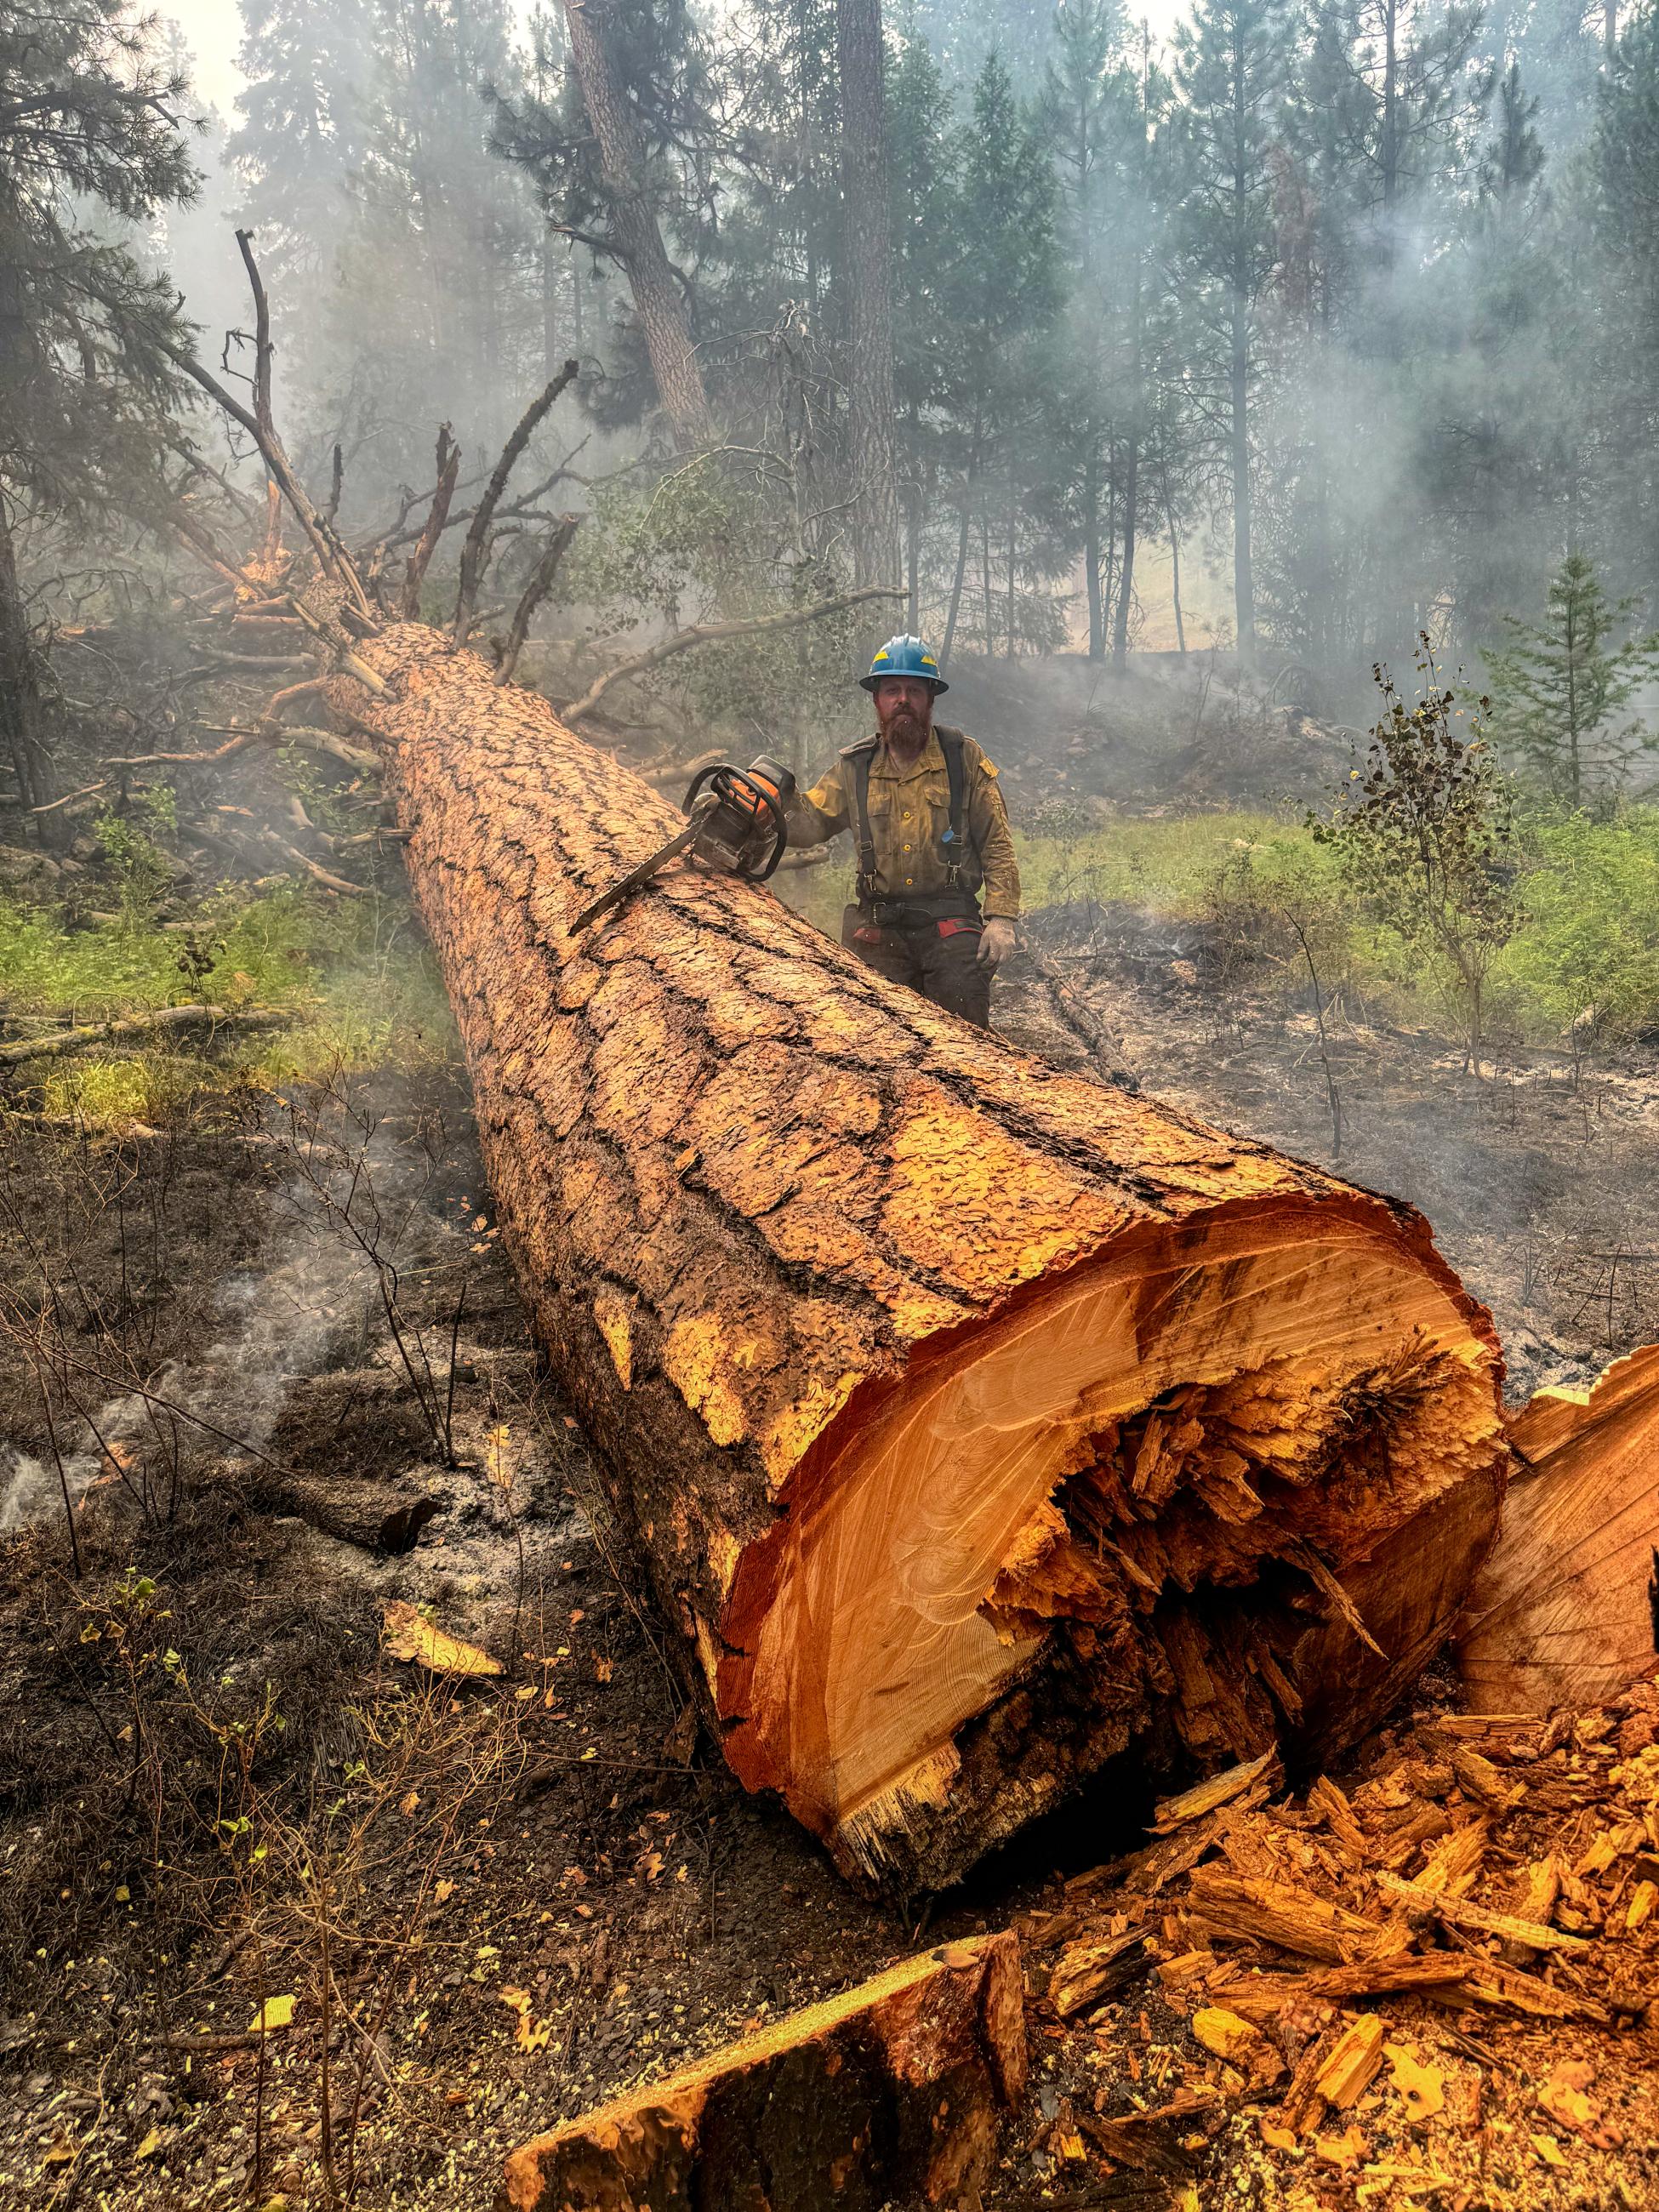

338,621,1508,1892
1458,1344,1659,1714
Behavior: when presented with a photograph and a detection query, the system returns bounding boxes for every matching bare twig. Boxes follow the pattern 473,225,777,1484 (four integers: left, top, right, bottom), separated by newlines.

164,231,374,624
561,585,904,724
30,780,107,816
453,361,579,641
495,517,581,683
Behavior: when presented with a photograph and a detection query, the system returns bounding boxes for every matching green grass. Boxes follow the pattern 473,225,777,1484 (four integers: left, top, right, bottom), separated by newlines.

796,799,1659,1051
14,795,1659,1126
1009,802,1659,1049
3,883,459,1123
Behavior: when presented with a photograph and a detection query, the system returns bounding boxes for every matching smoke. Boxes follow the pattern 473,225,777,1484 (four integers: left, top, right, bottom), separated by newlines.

0,1115,457,1536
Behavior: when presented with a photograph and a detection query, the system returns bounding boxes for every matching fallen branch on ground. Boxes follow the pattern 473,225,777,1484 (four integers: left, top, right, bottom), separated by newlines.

0,1004,292,1065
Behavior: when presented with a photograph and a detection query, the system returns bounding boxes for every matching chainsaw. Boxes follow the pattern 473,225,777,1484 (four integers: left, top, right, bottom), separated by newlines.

569,754,798,935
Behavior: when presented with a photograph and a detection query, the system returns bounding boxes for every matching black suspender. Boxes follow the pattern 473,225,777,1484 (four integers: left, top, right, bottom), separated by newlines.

938,730,966,892
843,738,879,902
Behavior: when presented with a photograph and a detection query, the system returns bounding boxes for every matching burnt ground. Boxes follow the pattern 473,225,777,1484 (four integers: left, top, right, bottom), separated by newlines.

999,901,1659,1405
0,895,1656,2211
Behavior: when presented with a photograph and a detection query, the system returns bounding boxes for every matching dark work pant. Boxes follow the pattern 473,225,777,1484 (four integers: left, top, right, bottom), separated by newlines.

842,909,993,1028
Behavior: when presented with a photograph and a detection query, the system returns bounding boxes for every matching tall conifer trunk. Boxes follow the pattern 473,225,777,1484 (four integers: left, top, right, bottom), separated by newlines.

835,0,900,589
561,0,711,445
0,508,63,845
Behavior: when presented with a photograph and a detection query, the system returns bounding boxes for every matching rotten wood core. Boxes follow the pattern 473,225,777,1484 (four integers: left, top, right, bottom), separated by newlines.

335,621,1509,1893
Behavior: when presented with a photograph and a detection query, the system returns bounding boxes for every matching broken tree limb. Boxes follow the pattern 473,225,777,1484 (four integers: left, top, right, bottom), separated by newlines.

0,1005,290,1067
101,723,379,774
337,619,1508,1893
454,362,579,641
495,515,581,684
224,1466,439,1554
1457,1343,1659,1714
166,236,372,624
402,425,460,619
497,1933,1025,2212
559,584,907,724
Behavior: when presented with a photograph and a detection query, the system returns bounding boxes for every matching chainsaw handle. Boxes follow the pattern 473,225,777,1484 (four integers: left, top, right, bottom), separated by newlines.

682,760,793,882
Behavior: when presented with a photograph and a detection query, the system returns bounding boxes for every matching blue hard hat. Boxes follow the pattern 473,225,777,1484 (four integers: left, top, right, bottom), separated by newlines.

859,634,949,694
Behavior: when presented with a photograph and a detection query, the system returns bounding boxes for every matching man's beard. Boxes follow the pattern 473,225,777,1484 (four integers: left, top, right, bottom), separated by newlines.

883,706,926,746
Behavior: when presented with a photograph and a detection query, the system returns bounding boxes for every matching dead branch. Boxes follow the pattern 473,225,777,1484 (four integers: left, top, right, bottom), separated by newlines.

101,732,262,767
495,516,582,684
254,828,370,896
560,585,904,724
453,361,579,641
264,676,328,719
0,1004,292,1066
168,504,254,592
192,651,314,675
102,723,379,774
258,723,379,772
402,426,460,620
30,780,107,816
165,231,374,624
282,597,390,696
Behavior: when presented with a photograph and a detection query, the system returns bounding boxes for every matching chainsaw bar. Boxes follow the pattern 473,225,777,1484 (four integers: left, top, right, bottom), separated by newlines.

567,815,704,935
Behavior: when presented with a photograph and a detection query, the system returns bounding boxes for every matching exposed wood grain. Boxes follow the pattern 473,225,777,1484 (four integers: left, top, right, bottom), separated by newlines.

1459,1343,1659,1714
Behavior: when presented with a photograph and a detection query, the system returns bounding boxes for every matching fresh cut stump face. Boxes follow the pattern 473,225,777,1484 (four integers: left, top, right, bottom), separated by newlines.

721,1208,1504,1883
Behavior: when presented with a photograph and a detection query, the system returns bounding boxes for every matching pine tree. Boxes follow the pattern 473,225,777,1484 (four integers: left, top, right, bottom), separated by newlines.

1484,552,1659,804
937,53,1061,658
1422,60,1573,652
1172,0,1291,667
0,0,195,825
1588,5,1659,611
490,0,720,433
887,31,956,625
231,0,374,286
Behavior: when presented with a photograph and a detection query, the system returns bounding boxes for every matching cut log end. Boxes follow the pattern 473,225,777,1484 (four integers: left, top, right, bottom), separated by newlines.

720,1205,1505,1890
1458,1343,1659,1715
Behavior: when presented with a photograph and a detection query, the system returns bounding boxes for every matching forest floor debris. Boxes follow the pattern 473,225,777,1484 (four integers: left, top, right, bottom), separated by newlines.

2,892,1658,2207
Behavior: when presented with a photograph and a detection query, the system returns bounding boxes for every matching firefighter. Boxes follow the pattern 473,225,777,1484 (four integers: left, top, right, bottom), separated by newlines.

786,635,1018,1028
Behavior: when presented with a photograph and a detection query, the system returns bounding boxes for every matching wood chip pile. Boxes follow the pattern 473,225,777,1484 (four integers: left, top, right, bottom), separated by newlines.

1013,1679,1659,2207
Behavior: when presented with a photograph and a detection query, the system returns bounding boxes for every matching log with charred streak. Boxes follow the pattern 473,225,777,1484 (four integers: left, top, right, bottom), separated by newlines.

333,620,1508,1895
